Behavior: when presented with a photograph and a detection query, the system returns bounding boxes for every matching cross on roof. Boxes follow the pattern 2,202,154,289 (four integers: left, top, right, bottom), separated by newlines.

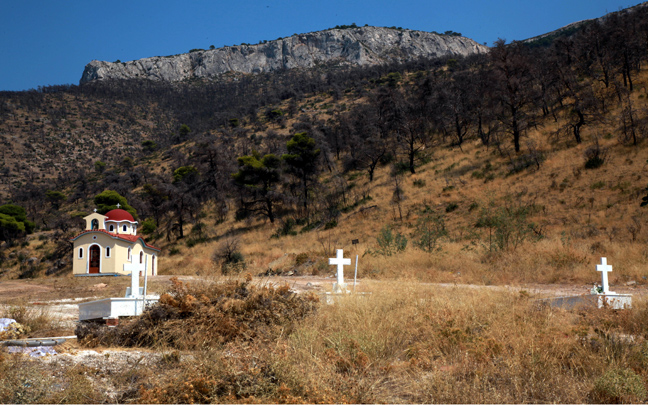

116,203,121,209
93,208,97,213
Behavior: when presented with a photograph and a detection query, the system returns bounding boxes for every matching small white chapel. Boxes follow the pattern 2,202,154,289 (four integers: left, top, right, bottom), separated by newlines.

70,207,160,276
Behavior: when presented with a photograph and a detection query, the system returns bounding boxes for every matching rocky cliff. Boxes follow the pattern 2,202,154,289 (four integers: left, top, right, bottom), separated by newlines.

80,27,488,84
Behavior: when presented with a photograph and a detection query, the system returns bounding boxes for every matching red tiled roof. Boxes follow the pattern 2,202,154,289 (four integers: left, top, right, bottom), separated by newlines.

70,229,160,251
105,209,136,223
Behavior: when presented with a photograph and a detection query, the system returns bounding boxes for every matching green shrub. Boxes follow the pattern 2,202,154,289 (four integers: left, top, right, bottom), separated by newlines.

369,225,407,256
413,179,426,188
295,253,309,266
585,156,605,169
300,220,321,233
212,237,245,275
590,181,606,190
445,202,459,213
476,200,540,252
222,252,246,275
324,220,338,230
141,140,158,152
185,238,208,248
592,368,646,403
140,218,157,235
272,218,297,238
584,143,606,169
413,212,447,253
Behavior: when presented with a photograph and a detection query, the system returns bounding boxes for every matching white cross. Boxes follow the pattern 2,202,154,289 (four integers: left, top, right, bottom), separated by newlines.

116,203,121,209
597,257,615,294
329,249,351,287
93,208,97,213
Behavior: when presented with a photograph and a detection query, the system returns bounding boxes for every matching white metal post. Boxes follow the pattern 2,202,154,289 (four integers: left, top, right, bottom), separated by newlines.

354,255,358,292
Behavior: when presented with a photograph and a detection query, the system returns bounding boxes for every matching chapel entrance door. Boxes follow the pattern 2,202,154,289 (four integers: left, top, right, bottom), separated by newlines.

89,245,100,274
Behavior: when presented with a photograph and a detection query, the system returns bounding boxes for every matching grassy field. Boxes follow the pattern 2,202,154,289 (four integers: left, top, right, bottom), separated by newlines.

2,278,648,403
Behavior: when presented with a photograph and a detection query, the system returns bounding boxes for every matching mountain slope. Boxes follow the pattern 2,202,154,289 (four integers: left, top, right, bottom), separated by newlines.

523,1,648,46
80,26,488,84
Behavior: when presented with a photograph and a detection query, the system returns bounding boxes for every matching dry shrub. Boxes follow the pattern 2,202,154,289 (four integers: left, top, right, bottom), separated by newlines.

0,351,53,403
45,365,105,404
0,350,106,404
0,321,30,339
0,303,56,336
76,277,319,350
138,347,290,404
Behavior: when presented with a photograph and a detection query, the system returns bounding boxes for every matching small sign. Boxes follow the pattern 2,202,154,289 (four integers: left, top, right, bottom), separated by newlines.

352,239,359,245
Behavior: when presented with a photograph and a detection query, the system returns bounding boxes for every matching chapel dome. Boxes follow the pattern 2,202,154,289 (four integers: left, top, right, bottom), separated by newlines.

104,209,136,223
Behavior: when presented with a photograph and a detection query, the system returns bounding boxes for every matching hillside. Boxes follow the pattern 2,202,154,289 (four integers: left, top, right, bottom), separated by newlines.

1,4,648,288
523,1,648,46
80,26,488,84
5,7,648,404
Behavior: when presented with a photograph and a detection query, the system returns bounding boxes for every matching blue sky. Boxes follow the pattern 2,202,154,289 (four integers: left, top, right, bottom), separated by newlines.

0,0,643,91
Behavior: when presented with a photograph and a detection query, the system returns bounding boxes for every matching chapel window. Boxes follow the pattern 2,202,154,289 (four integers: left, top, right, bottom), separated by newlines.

91,219,98,230
106,246,111,258
109,224,114,232
79,247,83,259
140,251,143,264
123,225,127,232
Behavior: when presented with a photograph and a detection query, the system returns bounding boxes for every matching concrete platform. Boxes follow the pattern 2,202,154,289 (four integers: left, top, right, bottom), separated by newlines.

78,296,159,321
537,293,632,310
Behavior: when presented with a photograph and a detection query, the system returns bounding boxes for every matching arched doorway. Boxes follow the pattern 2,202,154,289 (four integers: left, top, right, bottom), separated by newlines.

89,245,100,274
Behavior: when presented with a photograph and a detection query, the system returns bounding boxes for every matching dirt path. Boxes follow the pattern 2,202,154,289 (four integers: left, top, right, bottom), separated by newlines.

1,275,645,304
262,275,647,298
0,281,55,301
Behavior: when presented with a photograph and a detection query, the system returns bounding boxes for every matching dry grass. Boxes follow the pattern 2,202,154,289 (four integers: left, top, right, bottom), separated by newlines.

52,280,648,402
0,302,59,337
2,278,648,403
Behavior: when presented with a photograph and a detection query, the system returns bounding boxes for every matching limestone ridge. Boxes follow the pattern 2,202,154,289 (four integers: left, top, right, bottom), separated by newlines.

80,27,489,84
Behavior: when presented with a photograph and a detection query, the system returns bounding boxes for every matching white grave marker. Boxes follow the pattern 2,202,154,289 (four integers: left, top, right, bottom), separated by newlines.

592,257,632,309
329,249,351,293
597,257,615,294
